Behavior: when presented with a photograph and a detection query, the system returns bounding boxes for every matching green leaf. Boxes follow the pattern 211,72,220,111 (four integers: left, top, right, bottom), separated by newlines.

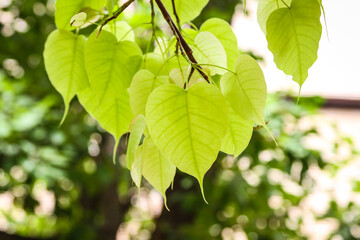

142,53,167,76
192,31,227,76
220,54,266,126
129,70,169,116
130,144,144,188
257,0,291,34
85,30,142,106
55,0,106,30
126,115,147,169
142,137,176,209
266,0,322,87
70,12,87,27
221,107,253,157
43,30,87,124
161,0,209,24
169,67,202,88
107,0,116,15
200,18,239,71
146,82,228,200
103,21,135,42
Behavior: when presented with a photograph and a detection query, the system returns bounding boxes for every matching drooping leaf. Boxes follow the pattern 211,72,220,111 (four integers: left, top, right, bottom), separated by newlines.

161,0,209,24
266,0,322,87
130,144,144,188
85,30,142,106
103,21,135,42
142,137,176,208
221,107,253,157
43,30,87,124
126,115,147,169
220,54,267,126
200,18,239,71
146,82,228,200
129,70,169,116
55,0,106,30
257,0,291,34
192,31,227,76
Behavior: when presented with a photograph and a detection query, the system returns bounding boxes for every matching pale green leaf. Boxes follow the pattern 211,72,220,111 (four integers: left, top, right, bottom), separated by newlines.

266,0,322,87
103,21,135,42
130,144,144,188
142,53,167,76
220,54,267,125
146,82,228,200
169,67,203,88
200,18,239,71
126,115,147,169
129,70,169,116
70,12,87,27
192,31,227,76
107,0,116,15
55,0,106,30
43,30,87,124
221,107,253,157
142,137,176,209
257,0,291,34
161,0,209,24
85,30,142,106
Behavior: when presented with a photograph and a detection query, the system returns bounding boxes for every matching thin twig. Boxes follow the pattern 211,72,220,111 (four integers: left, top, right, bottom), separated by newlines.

171,0,181,29
97,0,135,37
154,0,210,83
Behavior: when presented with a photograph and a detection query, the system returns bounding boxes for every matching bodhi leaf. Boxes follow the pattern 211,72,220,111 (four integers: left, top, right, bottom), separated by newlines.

70,12,87,27
192,31,227,76
142,138,176,209
142,53,167,76
162,0,209,24
130,144,144,188
220,54,266,126
85,30,142,106
200,18,239,71
169,68,203,88
103,21,135,42
126,115,147,169
221,107,253,157
55,0,106,30
146,82,228,200
43,30,87,124
266,0,322,87
257,0,291,34
129,70,169,116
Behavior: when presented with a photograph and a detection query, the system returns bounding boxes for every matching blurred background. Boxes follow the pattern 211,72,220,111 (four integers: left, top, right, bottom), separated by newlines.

0,0,359,239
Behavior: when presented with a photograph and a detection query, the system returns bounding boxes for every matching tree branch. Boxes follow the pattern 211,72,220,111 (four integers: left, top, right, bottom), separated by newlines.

98,0,135,37
154,0,210,83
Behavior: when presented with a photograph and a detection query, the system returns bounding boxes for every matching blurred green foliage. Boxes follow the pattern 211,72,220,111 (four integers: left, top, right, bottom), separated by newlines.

0,1,359,240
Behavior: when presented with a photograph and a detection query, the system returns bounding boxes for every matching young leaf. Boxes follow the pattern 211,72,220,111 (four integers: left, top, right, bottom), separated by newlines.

257,0,291,34
85,30,142,106
43,30,87,124
129,70,169,116
55,0,106,30
220,54,267,126
266,0,322,87
130,144,144,188
192,31,227,76
103,21,135,42
126,115,146,169
146,82,228,200
200,18,239,71
142,138,176,209
221,107,253,157
70,12,87,27
161,0,209,24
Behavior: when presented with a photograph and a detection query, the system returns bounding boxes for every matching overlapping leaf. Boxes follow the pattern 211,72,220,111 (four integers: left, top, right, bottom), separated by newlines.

43,30,87,124
162,0,209,24
55,0,106,30
200,18,239,71
126,115,147,169
266,0,322,87
220,54,267,126
257,0,291,34
146,82,228,199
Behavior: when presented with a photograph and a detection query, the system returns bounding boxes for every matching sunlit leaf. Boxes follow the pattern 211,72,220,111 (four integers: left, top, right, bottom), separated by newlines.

220,54,266,126
146,82,228,200
200,18,238,71
126,115,147,169
257,0,291,34
161,0,209,24
43,30,87,124
70,12,87,27
266,0,322,87
129,70,169,116
103,21,135,42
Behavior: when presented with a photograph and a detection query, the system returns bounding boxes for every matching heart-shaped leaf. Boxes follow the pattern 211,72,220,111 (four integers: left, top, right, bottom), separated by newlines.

146,82,228,199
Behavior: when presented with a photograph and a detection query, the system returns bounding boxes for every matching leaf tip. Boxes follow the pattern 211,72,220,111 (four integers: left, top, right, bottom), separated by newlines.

113,137,120,165
58,103,70,127
198,179,208,204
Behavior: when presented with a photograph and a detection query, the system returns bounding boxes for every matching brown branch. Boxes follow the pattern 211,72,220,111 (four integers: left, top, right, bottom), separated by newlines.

97,0,135,37
154,0,210,83
171,0,181,29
